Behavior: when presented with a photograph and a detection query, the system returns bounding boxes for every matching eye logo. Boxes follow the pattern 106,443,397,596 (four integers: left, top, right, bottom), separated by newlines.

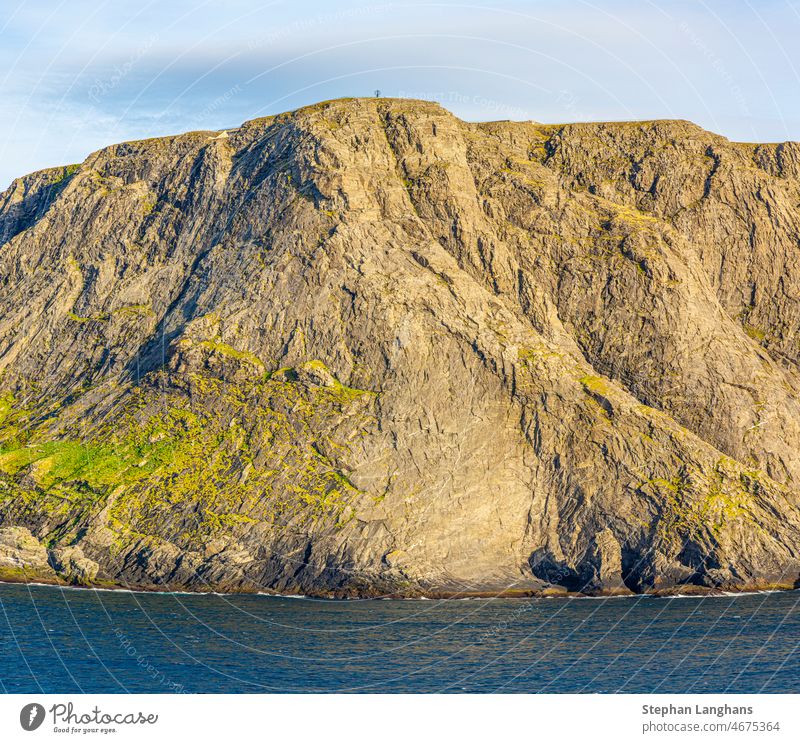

20,703,45,732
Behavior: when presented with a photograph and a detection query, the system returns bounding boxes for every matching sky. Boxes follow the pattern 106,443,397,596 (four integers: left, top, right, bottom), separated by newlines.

1,0,800,188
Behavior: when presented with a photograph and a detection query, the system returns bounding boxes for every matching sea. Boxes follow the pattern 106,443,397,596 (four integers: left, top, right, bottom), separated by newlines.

0,583,797,693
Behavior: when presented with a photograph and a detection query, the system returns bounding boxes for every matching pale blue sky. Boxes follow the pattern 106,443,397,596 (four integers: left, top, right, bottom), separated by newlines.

2,0,799,188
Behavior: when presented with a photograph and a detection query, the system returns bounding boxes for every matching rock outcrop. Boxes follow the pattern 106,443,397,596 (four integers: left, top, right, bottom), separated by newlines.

0,526,58,583
1,97,800,596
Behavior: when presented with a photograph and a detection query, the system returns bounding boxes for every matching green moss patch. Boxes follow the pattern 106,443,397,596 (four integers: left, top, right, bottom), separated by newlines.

0,362,374,553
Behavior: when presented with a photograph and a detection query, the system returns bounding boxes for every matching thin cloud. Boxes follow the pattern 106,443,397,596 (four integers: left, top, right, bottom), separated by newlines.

1,0,798,187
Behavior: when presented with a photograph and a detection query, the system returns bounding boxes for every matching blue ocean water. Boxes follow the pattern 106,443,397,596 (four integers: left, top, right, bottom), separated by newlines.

0,583,797,693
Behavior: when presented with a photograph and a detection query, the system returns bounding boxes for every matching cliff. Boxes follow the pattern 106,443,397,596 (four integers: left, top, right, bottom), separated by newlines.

1,97,800,596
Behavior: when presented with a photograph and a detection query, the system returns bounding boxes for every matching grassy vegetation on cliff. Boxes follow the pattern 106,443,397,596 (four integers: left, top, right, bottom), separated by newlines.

0,360,374,552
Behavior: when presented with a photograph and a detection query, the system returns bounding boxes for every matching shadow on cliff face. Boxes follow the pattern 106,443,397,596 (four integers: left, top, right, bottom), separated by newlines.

117,133,308,383
526,542,723,595
528,546,640,594
0,166,78,244
528,539,800,595
528,549,586,592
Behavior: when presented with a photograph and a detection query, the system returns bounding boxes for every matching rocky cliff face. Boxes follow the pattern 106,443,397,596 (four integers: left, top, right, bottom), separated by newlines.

1,97,800,596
